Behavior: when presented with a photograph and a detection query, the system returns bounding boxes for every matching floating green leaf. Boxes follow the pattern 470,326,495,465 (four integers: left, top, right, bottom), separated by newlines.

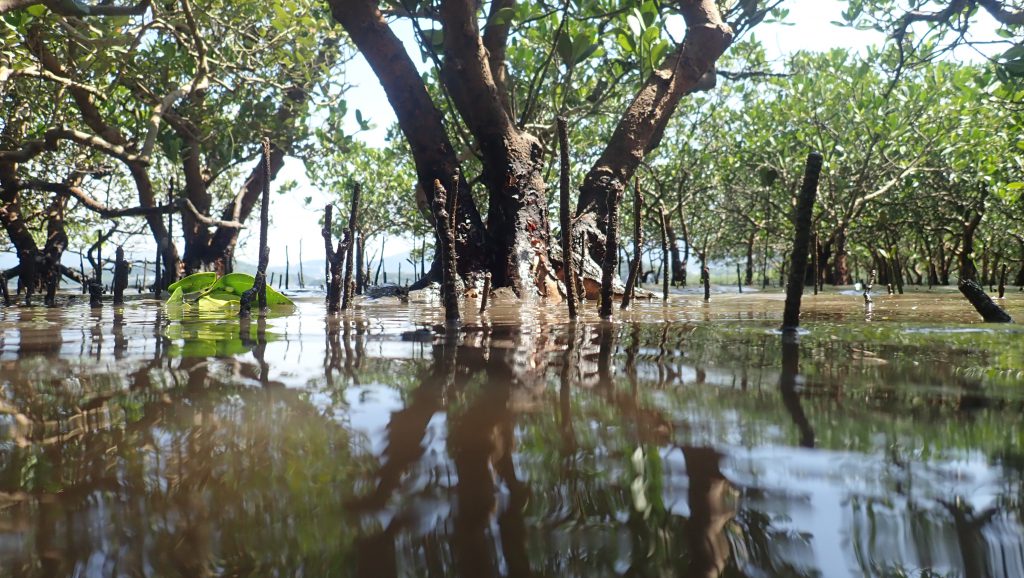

166,272,294,312
168,272,217,294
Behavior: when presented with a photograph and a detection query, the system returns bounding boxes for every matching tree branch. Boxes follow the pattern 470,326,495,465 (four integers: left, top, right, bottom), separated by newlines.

439,0,516,140
901,0,970,27
19,179,177,218
0,132,58,163
36,0,150,17
577,0,734,219
483,0,515,117
0,65,106,98
53,126,149,165
717,68,790,81
25,28,129,147
977,0,1024,25
0,126,144,170
851,161,927,214
17,179,243,227
181,198,243,228
139,0,209,159
327,0,487,273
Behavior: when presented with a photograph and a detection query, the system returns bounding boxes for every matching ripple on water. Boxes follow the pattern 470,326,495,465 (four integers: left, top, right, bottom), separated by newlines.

0,288,1022,577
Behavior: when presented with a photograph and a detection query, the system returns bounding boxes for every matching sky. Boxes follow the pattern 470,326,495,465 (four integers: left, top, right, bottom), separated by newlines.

231,0,999,267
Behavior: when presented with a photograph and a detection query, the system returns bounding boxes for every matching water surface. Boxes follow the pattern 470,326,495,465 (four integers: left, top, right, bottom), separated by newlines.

1,288,1023,577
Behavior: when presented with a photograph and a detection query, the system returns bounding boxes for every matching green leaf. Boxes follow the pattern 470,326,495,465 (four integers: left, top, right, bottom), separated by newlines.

422,28,444,49
557,33,573,65
168,272,217,294
649,39,669,67
616,33,635,55
491,6,516,26
206,273,294,306
627,14,643,37
167,286,184,303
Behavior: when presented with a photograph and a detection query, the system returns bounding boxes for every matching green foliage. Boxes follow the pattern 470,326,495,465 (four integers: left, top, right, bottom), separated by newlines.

306,134,424,240
628,41,1023,286
839,0,1024,102
166,271,295,312
1,0,350,258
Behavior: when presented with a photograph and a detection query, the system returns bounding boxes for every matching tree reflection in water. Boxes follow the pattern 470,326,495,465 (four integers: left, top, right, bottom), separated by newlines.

0,299,1023,576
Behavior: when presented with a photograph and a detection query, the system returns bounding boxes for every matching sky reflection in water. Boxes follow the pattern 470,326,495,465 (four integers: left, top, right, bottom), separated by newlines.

0,289,1022,577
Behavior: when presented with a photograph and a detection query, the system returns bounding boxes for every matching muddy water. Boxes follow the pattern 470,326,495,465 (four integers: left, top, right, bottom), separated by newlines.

1,288,1023,577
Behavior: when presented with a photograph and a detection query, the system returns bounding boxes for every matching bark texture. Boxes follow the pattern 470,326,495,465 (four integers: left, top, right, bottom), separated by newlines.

558,117,578,320
958,278,1012,323
782,152,822,331
438,0,550,294
600,185,623,319
433,180,461,323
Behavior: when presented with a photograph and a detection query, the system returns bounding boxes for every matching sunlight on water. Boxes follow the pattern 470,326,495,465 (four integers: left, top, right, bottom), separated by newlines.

0,288,1022,577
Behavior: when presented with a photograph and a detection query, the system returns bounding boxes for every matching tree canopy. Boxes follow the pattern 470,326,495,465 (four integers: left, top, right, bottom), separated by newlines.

1,0,1022,295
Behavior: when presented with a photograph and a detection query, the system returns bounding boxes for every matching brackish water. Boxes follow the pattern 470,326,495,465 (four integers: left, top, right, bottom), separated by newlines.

1,288,1023,577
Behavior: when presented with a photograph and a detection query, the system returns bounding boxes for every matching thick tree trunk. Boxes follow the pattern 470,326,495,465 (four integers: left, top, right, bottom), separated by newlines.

909,261,923,285
576,5,732,261
41,192,69,296
0,119,42,289
438,0,551,294
198,145,286,272
833,229,849,285
483,137,549,293
666,221,684,285
0,185,39,284
0,189,69,297
960,213,982,281
180,139,214,273
25,35,180,286
185,63,327,274
329,0,487,280
0,125,67,294
332,0,729,297
130,166,179,288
